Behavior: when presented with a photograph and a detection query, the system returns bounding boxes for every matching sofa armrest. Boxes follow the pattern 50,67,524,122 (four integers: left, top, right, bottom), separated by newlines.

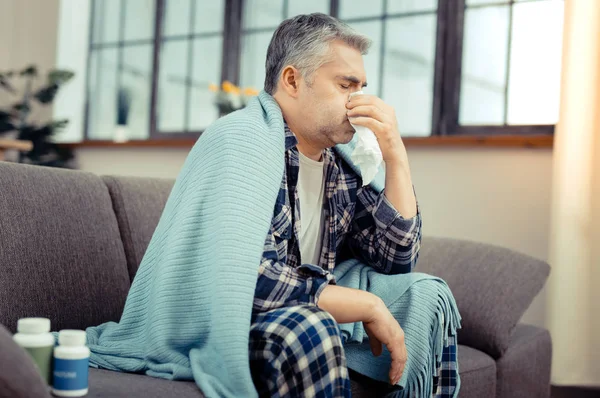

416,237,550,358
0,324,51,398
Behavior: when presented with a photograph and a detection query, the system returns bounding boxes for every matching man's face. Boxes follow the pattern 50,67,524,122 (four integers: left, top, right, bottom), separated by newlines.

295,41,368,148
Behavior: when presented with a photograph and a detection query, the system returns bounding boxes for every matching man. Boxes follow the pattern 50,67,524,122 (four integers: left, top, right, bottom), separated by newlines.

248,13,457,398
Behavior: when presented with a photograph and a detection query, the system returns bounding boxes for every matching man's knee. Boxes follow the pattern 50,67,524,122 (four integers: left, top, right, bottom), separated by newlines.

286,305,342,343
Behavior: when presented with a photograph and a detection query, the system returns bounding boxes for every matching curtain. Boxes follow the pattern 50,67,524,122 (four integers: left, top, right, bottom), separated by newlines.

548,0,600,388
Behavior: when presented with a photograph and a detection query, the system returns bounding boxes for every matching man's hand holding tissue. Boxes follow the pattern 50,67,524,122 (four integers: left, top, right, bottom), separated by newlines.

346,95,418,219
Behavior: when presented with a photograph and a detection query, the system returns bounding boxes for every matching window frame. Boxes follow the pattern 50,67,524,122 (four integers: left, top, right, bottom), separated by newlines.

84,0,557,143
440,0,556,137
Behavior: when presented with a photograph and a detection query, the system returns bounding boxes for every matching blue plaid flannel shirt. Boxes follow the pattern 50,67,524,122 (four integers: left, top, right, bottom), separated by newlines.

253,125,422,313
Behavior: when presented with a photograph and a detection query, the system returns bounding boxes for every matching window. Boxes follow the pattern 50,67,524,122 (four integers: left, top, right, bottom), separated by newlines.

87,0,156,140
155,0,225,136
239,0,331,91
445,0,564,135
339,0,440,136
83,0,564,142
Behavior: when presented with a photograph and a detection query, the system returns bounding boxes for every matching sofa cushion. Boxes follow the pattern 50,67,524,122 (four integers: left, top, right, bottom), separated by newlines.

88,368,204,398
416,237,550,358
458,345,497,398
0,323,51,398
101,176,174,282
0,163,131,333
343,345,496,398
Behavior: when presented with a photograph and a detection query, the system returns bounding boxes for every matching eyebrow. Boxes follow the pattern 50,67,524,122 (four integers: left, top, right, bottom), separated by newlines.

338,75,367,88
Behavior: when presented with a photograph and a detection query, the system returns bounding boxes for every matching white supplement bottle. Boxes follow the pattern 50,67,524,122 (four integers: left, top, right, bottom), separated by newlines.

52,330,90,397
13,317,55,385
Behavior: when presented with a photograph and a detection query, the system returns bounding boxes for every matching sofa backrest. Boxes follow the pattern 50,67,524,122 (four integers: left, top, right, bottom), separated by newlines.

101,176,174,281
417,236,550,358
0,163,131,333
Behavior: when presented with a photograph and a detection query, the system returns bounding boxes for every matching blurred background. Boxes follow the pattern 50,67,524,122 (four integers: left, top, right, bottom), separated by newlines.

0,0,598,395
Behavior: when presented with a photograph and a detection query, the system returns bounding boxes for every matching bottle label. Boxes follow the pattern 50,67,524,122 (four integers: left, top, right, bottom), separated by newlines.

53,357,89,391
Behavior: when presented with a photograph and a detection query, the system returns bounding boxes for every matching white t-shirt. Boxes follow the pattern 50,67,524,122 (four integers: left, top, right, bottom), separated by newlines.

297,150,326,265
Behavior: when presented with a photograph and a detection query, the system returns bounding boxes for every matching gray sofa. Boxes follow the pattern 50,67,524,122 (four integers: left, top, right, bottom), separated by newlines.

0,162,552,397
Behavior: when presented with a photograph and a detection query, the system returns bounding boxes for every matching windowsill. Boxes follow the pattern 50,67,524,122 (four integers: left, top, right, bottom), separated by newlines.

63,135,554,149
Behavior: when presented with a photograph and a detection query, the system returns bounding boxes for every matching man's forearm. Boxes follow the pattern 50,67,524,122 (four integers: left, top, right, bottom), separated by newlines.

385,155,417,219
317,285,382,324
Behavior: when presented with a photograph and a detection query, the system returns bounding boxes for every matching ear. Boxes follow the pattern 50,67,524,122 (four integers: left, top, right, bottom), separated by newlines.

279,65,302,98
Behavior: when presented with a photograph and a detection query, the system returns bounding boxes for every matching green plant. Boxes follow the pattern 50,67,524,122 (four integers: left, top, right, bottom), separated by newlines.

0,65,76,168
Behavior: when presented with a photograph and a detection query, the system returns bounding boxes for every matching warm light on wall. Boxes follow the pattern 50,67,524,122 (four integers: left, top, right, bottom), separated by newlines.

548,0,600,388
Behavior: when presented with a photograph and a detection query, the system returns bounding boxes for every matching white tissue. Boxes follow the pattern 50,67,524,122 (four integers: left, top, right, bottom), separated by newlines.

348,91,383,186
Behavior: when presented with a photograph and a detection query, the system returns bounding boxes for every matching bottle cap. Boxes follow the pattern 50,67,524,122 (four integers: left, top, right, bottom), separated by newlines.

58,330,87,347
17,318,50,334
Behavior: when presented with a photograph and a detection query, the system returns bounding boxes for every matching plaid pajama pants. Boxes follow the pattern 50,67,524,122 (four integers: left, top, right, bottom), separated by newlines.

249,305,459,398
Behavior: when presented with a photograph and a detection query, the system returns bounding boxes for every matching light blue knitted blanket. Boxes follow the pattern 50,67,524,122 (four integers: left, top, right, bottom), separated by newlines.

78,91,460,397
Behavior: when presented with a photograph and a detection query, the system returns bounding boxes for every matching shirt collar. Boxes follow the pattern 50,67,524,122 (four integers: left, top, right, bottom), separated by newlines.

283,122,298,150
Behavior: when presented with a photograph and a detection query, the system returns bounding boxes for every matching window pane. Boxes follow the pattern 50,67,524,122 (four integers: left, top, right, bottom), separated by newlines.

194,0,225,33
157,40,189,131
459,6,509,125
91,0,104,44
87,49,118,139
387,0,438,14
124,0,155,41
346,21,382,96
383,15,437,136
189,37,223,130
507,0,563,124
163,0,191,37
102,0,122,43
120,45,153,139
243,0,284,30
240,31,273,91
287,0,330,17
339,0,384,19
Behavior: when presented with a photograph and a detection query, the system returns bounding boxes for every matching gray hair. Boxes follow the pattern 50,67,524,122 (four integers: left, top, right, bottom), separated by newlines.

264,13,371,94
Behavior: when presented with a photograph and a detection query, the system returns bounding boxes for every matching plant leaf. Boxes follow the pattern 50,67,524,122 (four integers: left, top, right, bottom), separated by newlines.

34,84,59,104
20,65,38,77
50,119,69,132
13,102,30,113
48,69,74,86
0,76,15,93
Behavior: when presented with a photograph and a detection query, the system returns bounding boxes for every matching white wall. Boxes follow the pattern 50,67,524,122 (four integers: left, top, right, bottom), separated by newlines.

0,0,59,125
76,146,553,328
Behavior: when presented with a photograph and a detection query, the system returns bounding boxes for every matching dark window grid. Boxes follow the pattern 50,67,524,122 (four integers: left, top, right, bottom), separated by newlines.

342,9,439,24
444,0,555,135
117,0,125,119
85,0,159,139
151,0,231,138
90,40,154,49
341,0,442,134
465,0,553,10
155,0,336,137
240,0,338,34
90,29,224,49
89,0,444,139
86,0,557,141
239,2,442,137
84,0,102,140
